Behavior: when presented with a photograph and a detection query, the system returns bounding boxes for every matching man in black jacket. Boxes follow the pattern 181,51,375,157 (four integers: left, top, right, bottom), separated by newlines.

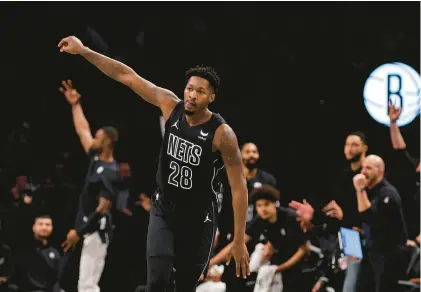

16,215,61,292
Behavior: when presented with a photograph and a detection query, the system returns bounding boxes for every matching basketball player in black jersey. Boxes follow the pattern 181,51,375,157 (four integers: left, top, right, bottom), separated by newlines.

59,80,120,292
58,36,250,291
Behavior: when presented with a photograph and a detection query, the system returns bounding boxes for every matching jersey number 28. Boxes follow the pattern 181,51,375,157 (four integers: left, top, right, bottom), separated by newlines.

168,161,193,189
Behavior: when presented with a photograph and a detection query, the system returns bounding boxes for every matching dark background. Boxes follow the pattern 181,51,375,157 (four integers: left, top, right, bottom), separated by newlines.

0,2,419,290
0,2,419,199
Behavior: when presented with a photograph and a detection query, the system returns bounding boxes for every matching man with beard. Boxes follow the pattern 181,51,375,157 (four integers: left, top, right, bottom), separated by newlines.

215,142,276,291
59,36,250,291
218,143,276,242
354,155,407,292
291,131,367,292
59,80,121,292
16,215,61,292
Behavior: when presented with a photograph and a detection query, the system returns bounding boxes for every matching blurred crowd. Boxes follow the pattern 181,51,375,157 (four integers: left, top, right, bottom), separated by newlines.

0,103,419,292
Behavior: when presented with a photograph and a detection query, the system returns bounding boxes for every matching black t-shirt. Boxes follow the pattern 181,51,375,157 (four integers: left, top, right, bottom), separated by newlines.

246,208,307,276
217,169,277,242
246,170,277,222
330,165,361,229
362,179,408,252
156,101,226,213
74,149,120,234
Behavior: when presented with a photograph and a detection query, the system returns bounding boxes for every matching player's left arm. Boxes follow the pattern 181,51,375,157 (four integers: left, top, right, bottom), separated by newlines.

214,124,248,244
74,191,113,237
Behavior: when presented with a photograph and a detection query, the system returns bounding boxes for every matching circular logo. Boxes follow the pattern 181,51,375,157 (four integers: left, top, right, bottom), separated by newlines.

363,62,420,127
49,252,56,259
253,182,262,189
97,166,104,174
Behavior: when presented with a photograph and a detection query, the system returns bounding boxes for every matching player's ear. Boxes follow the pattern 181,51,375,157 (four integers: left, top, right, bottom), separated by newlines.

209,94,215,104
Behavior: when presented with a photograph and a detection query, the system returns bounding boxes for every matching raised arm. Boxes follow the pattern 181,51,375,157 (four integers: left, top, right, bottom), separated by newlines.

58,36,179,121
59,80,93,153
388,103,406,149
214,124,250,278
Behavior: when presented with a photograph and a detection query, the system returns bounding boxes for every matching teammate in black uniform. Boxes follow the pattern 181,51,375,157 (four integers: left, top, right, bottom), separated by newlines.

59,80,120,292
58,36,250,291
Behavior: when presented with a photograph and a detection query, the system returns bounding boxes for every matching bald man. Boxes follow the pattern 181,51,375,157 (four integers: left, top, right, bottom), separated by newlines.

353,155,407,292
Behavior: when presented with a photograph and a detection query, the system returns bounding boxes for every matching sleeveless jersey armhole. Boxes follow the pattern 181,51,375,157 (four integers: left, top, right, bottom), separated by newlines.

164,100,184,129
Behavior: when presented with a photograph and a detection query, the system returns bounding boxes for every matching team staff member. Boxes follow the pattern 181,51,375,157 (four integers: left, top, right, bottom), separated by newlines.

210,185,309,292
16,215,61,292
354,155,407,292
216,143,277,291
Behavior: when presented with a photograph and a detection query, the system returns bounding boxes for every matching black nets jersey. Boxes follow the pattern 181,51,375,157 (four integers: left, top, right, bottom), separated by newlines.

156,101,226,209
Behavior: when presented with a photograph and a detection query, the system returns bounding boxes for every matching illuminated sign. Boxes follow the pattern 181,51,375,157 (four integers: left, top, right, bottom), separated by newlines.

363,62,420,126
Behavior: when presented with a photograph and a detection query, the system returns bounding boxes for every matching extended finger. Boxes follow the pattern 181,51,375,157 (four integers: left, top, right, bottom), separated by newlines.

59,87,65,93
325,210,335,217
226,254,232,266
289,201,303,210
62,80,71,90
242,260,247,278
235,261,240,278
244,257,251,276
322,200,334,212
63,242,71,252
68,79,73,88
58,38,67,48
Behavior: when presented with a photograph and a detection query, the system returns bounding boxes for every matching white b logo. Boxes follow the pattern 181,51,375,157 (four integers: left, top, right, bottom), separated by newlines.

363,62,420,127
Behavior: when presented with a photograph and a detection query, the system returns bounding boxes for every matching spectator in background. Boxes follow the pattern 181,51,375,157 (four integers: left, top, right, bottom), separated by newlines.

291,131,368,292
59,80,121,292
242,142,277,222
218,142,277,247
354,155,408,292
116,162,133,217
388,103,420,244
216,143,277,291
15,215,61,292
5,176,38,252
210,185,309,292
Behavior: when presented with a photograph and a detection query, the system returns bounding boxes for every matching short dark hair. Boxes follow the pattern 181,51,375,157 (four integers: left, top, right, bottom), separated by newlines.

251,185,280,204
34,214,52,223
348,131,367,145
185,65,220,93
240,142,258,151
102,126,119,149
